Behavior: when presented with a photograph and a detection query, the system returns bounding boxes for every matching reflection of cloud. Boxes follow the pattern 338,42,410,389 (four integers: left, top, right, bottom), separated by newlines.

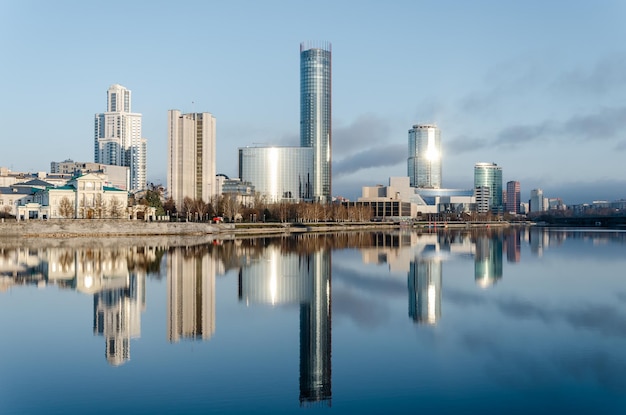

334,265,405,296
332,288,389,328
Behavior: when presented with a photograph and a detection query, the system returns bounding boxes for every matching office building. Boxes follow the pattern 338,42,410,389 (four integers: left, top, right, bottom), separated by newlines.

238,146,312,202
408,124,442,188
506,181,520,214
94,84,147,192
167,110,217,209
529,188,544,213
474,163,503,213
300,41,332,203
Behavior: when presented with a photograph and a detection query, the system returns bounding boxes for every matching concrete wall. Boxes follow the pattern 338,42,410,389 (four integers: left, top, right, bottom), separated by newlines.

0,219,229,237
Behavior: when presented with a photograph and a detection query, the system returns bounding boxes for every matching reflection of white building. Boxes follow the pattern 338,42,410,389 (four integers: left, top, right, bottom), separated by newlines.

167,248,216,342
93,273,145,366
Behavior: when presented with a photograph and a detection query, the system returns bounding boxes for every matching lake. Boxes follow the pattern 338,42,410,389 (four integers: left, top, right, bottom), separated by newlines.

1,227,626,414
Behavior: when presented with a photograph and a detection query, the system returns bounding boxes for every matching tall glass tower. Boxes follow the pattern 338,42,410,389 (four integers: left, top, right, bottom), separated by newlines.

474,162,503,213
300,41,332,203
408,124,442,188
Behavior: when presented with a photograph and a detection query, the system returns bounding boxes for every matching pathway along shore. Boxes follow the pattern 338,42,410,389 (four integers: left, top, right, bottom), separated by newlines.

0,219,512,239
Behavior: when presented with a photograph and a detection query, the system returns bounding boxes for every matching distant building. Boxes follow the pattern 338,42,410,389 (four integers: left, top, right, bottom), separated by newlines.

167,111,217,209
50,159,130,191
474,186,491,214
506,181,520,214
94,84,147,193
408,124,442,189
239,146,312,203
300,41,332,203
529,189,544,213
474,163,503,213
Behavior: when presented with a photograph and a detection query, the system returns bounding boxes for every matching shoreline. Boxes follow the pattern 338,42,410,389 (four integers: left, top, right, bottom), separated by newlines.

0,218,516,239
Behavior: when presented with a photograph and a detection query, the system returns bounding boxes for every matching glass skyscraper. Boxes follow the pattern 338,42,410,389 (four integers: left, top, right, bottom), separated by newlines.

300,42,332,203
474,162,503,212
408,124,442,188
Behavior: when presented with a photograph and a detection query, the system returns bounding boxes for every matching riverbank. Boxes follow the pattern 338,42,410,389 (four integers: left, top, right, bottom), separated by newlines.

0,219,516,238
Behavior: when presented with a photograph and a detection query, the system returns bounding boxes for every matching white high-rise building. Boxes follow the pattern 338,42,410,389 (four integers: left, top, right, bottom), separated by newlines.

167,110,216,209
94,84,147,192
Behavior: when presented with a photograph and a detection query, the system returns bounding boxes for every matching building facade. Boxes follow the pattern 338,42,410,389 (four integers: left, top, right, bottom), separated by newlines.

529,188,544,213
167,110,217,209
300,42,332,203
506,181,521,214
474,163,503,213
408,124,442,188
238,146,312,203
94,84,147,193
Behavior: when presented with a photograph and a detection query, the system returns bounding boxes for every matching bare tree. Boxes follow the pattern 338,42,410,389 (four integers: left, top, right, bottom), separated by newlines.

59,196,75,218
109,196,124,218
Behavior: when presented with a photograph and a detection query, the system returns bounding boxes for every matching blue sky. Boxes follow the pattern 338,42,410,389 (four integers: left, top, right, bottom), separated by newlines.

2,0,626,204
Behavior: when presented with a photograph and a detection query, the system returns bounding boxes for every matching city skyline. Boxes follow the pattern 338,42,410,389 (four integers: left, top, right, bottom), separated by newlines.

2,1,626,204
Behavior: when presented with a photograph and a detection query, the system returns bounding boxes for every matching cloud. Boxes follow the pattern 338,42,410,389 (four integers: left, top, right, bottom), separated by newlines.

332,114,392,156
553,54,626,95
447,106,626,155
333,144,406,178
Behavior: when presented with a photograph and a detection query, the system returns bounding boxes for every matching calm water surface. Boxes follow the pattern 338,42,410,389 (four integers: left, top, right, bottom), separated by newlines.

1,227,626,414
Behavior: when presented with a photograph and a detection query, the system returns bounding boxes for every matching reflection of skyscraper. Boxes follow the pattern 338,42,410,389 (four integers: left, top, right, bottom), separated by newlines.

474,234,503,287
300,41,332,203
299,249,332,406
167,248,216,342
93,273,145,366
506,228,521,263
408,259,442,324
239,245,332,405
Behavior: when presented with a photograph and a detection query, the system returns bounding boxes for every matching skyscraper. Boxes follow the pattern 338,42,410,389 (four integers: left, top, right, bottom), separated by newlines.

300,41,332,203
94,84,147,192
408,124,442,188
474,162,503,213
167,110,216,210
506,180,521,214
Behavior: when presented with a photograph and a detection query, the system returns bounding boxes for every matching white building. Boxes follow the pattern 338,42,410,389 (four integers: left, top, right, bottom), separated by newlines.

18,173,128,220
167,111,217,209
94,84,147,193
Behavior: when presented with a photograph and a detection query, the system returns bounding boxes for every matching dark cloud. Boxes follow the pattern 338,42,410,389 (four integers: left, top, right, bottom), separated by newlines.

333,144,406,178
553,54,626,95
333,114,392,156
447,106,626,155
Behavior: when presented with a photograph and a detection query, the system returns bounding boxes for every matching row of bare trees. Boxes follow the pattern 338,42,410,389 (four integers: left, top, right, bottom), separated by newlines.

162,193,373,223
57,196,125,219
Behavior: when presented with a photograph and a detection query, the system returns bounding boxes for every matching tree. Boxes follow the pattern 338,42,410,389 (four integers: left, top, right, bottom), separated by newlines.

108,196,124,218
59,196,75,219
94,194,106,219
163,197,176,216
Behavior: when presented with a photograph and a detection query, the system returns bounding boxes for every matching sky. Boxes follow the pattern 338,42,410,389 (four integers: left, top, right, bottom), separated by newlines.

2,0,626,204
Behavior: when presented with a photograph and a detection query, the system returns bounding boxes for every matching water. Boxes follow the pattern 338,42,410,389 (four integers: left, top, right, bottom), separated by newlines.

1,227,626,414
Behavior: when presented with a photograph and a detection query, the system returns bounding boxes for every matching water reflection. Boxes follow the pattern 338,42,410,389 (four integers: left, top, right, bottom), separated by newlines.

239,243,332,405
167,247,216,342
2,227,626,409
